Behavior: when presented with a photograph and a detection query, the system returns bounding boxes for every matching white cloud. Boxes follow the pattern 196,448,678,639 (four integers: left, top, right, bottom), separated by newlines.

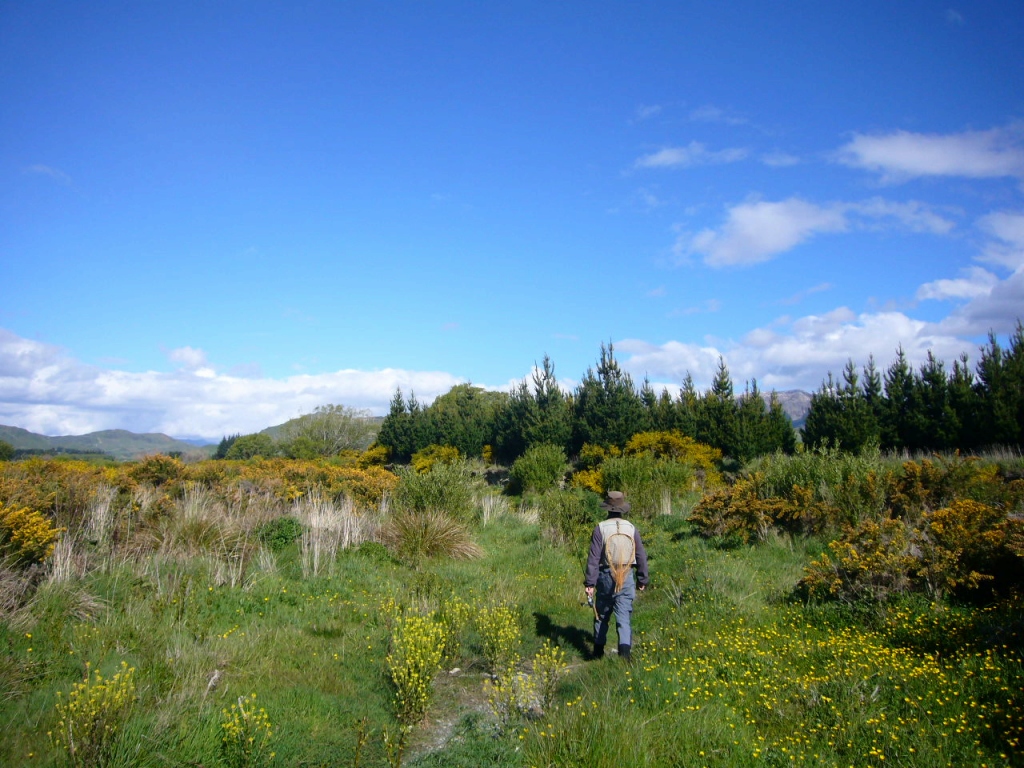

689,105,746,126
777,282,833,306
836,125,1024,182
167,346,209,370
677,197,848,267
0,329,464,440
945,8,965,26
761,151,801,168
978,210,1024,270
617,309,974,393
847,198,955,234
917,267,999,300
939,268,1024,336
668,299,720,317
634,104,662,121
635,141,748,169
675,196,954,268
24,164,73,186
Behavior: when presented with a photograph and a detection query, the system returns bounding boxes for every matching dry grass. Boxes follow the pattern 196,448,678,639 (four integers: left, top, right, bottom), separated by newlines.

380,509,484,567
295,491,377,578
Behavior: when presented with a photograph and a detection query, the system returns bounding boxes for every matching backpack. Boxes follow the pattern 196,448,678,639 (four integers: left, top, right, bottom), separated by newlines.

599,518,636,593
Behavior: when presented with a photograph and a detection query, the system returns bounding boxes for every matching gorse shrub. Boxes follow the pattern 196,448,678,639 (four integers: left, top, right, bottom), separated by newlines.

50,661,137,768
918,499,1022,599
509,444,568,495
0,502,62,565
689,473,838,544
798,518,916,603
624,431,724,487
386,613,447,725
410,444,461,474
220,693,274,768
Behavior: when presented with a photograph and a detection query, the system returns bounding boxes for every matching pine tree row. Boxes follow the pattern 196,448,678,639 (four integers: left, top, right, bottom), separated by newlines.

378,344,796,465
803,323,1024,453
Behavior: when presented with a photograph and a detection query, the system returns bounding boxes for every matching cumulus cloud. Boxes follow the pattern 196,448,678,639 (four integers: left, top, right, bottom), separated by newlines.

635,141,748,169
917,267,999,301
616,309,975,393
677,198,848,267
836,125,1024,182
167,346,209,370
0,329,464,440
939,269,1024,336
978,210,1024,270
675,196,955,267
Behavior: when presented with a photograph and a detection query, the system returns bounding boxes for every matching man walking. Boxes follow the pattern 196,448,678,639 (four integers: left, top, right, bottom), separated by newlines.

584,490,649,661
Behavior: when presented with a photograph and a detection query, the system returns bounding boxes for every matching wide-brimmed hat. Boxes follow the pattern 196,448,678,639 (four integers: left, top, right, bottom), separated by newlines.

599,490,631,514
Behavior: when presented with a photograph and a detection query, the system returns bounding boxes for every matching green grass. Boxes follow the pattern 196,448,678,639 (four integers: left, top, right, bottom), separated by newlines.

2,507,1021,767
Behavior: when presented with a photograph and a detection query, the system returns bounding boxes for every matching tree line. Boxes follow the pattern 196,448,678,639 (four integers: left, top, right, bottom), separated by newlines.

378,344,796,466
802,323,1024,453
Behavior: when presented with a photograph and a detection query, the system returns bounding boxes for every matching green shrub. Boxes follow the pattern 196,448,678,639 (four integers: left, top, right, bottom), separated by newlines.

600,454,692,518
255,516,303,552
393,460,478,522
509,444,569,495
536,488,601,547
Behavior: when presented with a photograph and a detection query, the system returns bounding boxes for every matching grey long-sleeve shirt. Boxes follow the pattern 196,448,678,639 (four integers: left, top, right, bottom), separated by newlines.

584,518,649,588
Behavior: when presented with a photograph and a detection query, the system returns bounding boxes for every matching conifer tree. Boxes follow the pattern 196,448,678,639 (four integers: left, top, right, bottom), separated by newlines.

571,343,645,452
378,389,415,462
883,347,915,450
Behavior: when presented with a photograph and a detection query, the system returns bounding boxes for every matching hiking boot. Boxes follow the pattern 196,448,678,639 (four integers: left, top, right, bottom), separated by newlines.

592,643,605,659
618,644,631,662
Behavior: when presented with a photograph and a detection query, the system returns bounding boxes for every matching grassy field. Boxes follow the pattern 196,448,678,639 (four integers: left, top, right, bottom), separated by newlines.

1,455,1022,767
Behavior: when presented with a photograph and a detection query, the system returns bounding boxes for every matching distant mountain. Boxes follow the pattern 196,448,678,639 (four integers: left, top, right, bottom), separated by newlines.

0,425,216,461
761,390,813,429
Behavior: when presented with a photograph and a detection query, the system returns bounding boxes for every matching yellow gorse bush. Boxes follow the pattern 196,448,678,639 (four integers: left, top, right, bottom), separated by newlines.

0,501,62,565
386,613,447,725
49,661,137,768
220,693,274,768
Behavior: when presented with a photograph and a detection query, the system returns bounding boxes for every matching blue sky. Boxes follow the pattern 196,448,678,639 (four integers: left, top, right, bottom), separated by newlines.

2,2,1023,440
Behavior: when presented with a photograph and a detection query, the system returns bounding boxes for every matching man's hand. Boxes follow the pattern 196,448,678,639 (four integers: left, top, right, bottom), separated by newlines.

638,585,646,592
585,586,594,598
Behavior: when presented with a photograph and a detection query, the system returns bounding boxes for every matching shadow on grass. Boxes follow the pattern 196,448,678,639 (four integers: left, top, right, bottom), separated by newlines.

533,612,591,659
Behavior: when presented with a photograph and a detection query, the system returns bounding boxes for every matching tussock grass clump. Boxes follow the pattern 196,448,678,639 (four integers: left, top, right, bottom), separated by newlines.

380,510,483,567
295,491,374,578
